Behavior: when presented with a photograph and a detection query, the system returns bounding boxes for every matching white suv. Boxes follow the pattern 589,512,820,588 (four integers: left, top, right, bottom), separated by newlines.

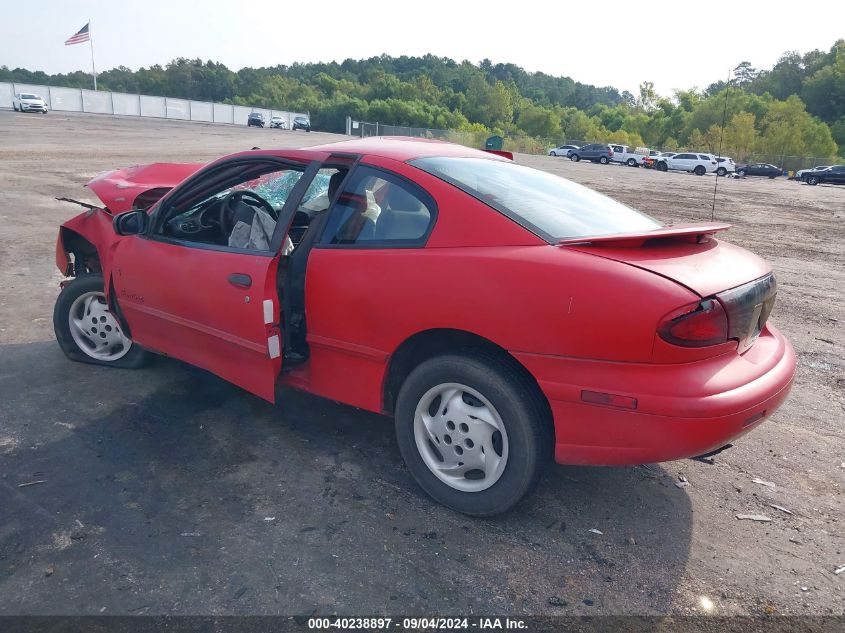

654,152,717,175
13,93,48,114
715,156,736,177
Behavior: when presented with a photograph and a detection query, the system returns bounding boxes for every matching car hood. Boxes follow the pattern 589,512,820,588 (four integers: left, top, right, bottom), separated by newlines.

563,224,771,297
87,162,204,213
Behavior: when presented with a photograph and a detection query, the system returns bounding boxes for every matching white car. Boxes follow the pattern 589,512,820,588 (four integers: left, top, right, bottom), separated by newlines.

270,116,287,129
654,152,718,175
13,93,48,113
714,156,736,176
548,144,580,157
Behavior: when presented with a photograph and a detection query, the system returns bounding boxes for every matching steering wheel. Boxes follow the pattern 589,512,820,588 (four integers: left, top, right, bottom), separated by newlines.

219,190,278,235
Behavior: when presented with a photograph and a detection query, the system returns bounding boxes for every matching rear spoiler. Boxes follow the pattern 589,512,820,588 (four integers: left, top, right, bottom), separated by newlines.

558,222,731,248
482,149,514,160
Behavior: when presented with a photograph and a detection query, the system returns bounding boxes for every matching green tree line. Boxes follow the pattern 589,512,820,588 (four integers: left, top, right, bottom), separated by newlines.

2,42,842,161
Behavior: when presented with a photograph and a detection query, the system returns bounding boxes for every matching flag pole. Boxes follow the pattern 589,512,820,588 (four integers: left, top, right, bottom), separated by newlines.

89,19,97,90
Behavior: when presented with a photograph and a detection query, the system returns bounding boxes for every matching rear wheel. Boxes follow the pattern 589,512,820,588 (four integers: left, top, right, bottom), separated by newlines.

626,158,637,167
53,274,150,369
570,154,580,162
599,156,609,165
395,352,551,516
694,165,706,176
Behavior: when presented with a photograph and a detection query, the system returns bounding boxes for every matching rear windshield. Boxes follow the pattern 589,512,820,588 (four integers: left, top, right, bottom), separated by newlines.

411,156,662,242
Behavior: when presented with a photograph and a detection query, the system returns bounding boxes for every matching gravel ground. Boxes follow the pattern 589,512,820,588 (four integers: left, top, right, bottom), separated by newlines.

0,110,842,617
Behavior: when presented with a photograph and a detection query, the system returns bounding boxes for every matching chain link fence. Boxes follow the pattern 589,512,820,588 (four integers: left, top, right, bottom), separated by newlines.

1,81,307,128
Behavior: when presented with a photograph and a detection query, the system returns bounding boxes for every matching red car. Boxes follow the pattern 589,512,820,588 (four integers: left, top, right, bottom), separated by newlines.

53,138,795,516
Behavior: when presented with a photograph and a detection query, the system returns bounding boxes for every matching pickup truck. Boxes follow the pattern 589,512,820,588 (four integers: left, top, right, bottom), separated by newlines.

610,145,650,167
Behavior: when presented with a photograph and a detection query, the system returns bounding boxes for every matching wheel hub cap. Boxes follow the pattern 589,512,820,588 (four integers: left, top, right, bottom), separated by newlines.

68,291,132,361
413,383,509,492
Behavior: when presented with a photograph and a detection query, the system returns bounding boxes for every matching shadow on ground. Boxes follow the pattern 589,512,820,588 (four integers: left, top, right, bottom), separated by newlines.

0,342,693,615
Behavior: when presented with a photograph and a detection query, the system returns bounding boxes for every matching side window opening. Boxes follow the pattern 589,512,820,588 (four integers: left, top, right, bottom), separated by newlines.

156,162,305,252
320,167,435,247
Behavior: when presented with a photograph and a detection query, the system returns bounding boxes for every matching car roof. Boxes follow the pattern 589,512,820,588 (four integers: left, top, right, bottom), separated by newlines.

306,136,508,162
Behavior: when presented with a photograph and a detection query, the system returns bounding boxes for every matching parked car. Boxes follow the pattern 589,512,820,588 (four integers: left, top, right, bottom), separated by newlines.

52,138,794,516
270,116,287,129
13,92,48,113
715,157,736,177
654,152,718,175
801,164,845,185
569,144,614,164
736,163,782,178
548,144,580,157
247,113,265,127
795,165,829,180
292,116,311,132
610,144,650,167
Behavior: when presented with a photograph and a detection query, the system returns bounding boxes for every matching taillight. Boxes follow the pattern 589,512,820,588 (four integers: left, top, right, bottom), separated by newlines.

658,299,728,347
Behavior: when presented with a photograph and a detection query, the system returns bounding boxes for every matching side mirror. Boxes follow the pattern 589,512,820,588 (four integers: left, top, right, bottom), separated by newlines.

113,210,148,236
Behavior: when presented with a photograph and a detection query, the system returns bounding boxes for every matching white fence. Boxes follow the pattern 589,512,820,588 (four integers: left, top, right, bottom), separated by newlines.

0,82,306,128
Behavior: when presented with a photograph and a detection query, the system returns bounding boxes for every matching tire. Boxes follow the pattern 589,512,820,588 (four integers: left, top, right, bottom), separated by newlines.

737,169,747,177
549,151,557,157
570,154,580,162
599,156,609,165
394,352,551,516
716,167,727,177
53,274,150,369
13,103,18,111
626,158,637,167
656,161,668,172
768,175,776,179
807,176,819,185
694,165,706,176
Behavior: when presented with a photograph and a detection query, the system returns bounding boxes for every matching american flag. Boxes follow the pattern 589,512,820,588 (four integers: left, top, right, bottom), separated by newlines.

65,23,91,46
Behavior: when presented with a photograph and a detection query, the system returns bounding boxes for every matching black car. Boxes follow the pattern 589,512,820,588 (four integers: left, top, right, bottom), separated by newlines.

569,143,613,164
292,116,311,132
247,113,265,127
736,163,782,178
801,165,845,186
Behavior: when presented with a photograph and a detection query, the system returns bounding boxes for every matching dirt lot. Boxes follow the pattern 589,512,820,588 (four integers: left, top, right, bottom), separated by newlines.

0,110,842,617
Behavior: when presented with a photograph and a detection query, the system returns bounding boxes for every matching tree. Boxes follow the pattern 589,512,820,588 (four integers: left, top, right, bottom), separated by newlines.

732,62,759,87
637,81,657,111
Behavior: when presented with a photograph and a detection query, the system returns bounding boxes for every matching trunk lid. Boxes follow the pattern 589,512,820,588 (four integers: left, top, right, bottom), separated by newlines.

563,224,777,353
561,224,770,297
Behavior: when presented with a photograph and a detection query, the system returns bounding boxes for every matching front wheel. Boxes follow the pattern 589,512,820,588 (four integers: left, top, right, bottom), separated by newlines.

716,167,727,177
737,169,747,177
656,161,668,172
807,176,819,185
599,156,609,165
395,352,551,516
53,274,150,369
570,154,580,162
549,151,557,157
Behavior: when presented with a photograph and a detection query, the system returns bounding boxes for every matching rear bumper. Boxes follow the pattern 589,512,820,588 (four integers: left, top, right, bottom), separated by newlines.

513,324,795,465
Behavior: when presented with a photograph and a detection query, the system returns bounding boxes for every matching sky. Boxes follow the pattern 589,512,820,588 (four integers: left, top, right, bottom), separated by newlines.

1,0,843,97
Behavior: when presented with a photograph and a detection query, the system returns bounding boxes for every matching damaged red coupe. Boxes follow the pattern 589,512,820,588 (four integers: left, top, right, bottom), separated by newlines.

53,138,795,515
